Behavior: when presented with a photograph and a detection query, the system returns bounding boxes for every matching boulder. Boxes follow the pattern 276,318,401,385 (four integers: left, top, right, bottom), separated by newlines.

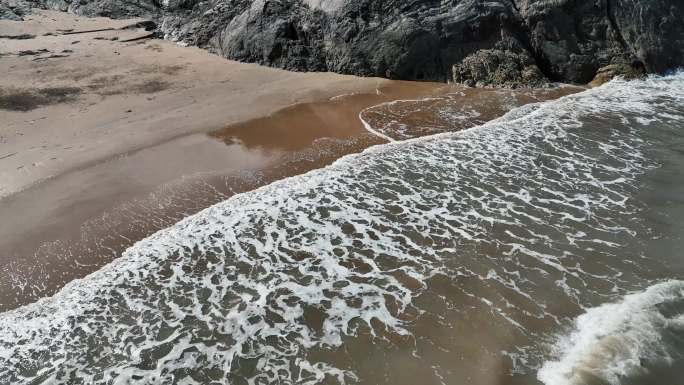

453,37,549,88
589,61,646,87
0,0,32,20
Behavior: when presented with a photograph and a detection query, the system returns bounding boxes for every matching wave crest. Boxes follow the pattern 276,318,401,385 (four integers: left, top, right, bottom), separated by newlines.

538,280,684,385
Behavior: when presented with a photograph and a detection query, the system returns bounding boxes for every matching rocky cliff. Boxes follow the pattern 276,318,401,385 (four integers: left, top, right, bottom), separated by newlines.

5,0,684,87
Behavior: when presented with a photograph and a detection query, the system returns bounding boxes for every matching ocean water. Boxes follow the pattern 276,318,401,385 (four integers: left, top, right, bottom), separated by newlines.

1,74,684,385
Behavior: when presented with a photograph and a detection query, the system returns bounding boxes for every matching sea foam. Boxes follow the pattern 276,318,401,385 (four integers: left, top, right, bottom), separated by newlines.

538,280,684,385
1,73,684,384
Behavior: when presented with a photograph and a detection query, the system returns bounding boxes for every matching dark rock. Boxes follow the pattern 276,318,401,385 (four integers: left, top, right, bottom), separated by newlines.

0,0,32,20
611,0,684,74
589,61,646,87
0,33,36,39
120,20,156,31
17,48,49,55
41,0,157,18
453,37,549,88
12,0,684,86
119,32,155,42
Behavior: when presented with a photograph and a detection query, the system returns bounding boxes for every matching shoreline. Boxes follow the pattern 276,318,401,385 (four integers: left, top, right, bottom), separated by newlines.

2,70,683,385
0,84,444,311
0,10,402,199
0,10,583,312
0,81,582,312
0,10,452,310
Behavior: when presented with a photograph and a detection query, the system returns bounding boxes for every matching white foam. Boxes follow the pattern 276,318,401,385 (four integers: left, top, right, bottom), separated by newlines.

538,280,684,385
358,107,396,142
1,73,684,384
358,95,482,140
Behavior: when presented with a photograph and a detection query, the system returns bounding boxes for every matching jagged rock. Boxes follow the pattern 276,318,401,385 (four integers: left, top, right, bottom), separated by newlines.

0,0,32,20
589,61,646,87
611,0,684,74
23,0,157,18
0,3,22,20
11,0,684,86
453,38,549,88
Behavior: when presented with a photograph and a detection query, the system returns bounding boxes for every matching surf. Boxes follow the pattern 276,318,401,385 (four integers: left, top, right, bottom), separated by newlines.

2,73,684,385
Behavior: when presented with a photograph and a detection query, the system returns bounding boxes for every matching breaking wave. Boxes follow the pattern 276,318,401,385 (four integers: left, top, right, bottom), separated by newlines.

1,73,684,384
538,280,684,385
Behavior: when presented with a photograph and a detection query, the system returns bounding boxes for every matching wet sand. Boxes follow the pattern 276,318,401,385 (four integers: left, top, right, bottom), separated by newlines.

0,10,583,312
2,72,682,385
0,82,583,311
0,77,451,310
0,10,439,309
0,10,395,198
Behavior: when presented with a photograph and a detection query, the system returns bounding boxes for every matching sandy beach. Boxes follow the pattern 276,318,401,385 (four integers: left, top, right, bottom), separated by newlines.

0,10,583,311
1,2,683,385
0,10,400,198
0,10,458,310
